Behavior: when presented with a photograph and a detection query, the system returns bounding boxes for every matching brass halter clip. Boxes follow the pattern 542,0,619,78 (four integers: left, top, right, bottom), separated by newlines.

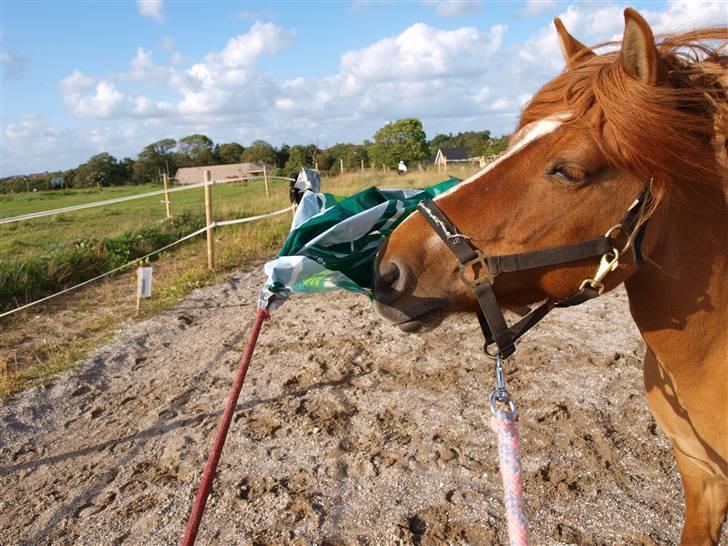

578,223,626,294
579,247,620,294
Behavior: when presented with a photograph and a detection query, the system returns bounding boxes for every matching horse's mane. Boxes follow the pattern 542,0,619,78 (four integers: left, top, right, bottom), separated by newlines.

519,28,728,204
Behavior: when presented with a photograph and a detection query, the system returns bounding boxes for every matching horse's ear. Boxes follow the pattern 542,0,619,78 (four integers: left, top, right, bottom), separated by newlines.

554,17,593,66
619,8,662,85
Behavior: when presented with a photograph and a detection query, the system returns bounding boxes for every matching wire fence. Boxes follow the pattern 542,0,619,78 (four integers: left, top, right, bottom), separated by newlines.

0,176,294,225
0,206,293,319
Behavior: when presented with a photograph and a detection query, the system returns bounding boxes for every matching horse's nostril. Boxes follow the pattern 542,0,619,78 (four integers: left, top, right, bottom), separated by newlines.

380,261,400,286
375,260,404,304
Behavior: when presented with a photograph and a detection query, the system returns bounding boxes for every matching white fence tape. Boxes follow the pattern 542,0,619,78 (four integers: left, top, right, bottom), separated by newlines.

0,176,294,225
0,206,293,319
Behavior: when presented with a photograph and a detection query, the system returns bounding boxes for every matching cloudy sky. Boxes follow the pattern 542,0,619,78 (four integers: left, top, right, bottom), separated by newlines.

1,0,724,176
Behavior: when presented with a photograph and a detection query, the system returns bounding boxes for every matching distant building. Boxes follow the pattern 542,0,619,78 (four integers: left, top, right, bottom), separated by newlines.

434,148,481,166
174,162,272,185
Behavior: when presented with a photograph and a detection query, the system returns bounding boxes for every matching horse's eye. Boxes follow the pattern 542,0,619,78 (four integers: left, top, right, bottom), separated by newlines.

546,164,588,183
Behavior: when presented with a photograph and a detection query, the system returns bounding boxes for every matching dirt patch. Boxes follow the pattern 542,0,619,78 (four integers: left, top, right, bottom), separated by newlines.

0,263,701,544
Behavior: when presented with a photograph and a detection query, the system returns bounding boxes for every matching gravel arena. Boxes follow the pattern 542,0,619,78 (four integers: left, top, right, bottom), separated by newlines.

3,262,719,545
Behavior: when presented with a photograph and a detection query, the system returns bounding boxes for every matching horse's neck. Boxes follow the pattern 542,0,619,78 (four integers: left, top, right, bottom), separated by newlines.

625,185,727,367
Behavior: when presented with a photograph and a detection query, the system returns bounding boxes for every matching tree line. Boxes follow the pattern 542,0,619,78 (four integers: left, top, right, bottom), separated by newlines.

1,118,510,193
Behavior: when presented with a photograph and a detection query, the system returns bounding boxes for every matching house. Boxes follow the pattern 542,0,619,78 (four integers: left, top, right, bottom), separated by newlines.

433,148,484,170
173,162,272,185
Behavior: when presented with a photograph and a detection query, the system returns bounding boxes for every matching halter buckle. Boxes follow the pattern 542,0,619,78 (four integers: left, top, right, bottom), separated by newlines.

579,248,620,295
459,250,494,288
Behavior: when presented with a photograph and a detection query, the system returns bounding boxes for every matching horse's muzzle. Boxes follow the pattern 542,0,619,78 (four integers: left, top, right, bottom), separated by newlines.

373,250,447,332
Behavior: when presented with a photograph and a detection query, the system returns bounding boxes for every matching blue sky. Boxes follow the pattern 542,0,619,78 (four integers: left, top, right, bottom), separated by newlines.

1,0,724,176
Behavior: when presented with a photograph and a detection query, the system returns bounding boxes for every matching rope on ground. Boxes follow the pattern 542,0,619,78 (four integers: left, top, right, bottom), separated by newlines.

0,206,293,319
490,408,529,546
181,307,269,546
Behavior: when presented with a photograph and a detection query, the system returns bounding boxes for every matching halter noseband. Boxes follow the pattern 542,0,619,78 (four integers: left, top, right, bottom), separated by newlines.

417,186,651,359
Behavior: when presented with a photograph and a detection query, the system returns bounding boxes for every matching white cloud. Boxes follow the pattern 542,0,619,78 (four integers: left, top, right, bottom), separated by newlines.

1,114,138,176
517,3,624,74
122,47,171,81
127,47,154,80
1,46,29,79
70,81,125,118
15,1,719,177
491,97,512,111
423,0,482,18
519,0,563,17
215,22,295,68
137,0,163,22
160,36,176,51
169,51,187,65
341,23,505,82
643,0,728,35
59,70,96,96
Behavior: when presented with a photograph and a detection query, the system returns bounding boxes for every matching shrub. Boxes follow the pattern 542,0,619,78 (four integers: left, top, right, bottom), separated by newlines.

0,212,206,311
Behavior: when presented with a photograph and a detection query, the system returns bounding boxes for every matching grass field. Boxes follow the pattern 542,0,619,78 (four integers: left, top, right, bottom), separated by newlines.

0,179,293,259
0,165,478,396
0,168,471,260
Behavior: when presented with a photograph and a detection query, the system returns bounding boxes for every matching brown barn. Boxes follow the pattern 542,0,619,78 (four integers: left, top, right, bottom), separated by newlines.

173,162,272,185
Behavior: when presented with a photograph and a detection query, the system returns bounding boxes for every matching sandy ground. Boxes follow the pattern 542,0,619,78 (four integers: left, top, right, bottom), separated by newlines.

0,262,700,545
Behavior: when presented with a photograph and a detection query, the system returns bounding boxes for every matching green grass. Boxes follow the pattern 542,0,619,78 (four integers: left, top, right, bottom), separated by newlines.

0,166,479,309
0,179,292,259
0,184,163,216
0,168,476,261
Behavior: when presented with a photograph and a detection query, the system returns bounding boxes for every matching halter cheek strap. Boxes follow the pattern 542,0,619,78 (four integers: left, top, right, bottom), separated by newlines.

417,186,650,359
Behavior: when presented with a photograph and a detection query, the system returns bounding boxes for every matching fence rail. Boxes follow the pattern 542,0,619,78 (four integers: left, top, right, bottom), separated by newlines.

0,176,294,225
0,205,293,319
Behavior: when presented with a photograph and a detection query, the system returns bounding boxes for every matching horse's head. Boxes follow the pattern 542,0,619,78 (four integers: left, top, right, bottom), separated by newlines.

374,8,725,332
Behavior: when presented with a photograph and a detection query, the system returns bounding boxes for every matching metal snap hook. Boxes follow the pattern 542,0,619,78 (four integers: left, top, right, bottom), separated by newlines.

489,352,517,417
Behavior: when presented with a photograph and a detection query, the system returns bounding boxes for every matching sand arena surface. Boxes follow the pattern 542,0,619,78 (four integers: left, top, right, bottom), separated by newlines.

0,263,705,545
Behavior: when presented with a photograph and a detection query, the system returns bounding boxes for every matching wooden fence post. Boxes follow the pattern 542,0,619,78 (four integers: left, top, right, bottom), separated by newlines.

361,159,364,171
162,173,172,218
204,170,215,271
263,165,270,198
340,158,344,175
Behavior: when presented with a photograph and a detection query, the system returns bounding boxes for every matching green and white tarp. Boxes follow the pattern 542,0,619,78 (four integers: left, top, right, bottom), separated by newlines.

259,168,461,309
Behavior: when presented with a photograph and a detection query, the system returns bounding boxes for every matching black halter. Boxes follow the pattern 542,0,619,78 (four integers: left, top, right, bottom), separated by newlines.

417,186,651,359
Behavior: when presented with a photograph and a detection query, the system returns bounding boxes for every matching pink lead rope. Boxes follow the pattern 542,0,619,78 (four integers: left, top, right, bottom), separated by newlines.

180,309,529,545
489,353,529,546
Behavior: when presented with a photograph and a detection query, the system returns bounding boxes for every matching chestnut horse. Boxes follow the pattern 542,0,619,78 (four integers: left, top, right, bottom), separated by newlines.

373,9,727,545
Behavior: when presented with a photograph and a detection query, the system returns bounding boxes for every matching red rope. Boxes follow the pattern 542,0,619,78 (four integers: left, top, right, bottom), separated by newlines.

181,308,269,546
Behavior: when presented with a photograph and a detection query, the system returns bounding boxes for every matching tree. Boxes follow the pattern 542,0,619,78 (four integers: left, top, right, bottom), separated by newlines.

134,138,177,182
75,153,125,187
428,130,491,157
177,134,215,167
62,168,77,188
484,135,509,157
240,140,277,165
276,144,290,169
368,118,429,169
215,142,245,164
119,158,135,184
326,143,367,174
284,144,320,172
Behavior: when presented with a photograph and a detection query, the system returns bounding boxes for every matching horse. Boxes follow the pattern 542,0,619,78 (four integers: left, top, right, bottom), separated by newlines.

373,9,727,545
